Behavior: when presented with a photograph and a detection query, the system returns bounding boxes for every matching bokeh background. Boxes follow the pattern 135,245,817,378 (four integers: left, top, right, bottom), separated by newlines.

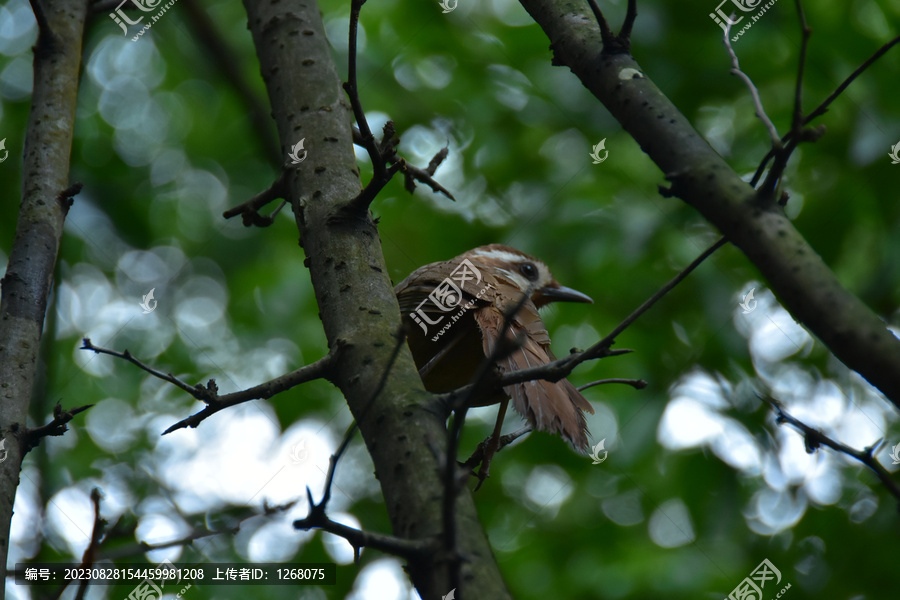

1,0,899,598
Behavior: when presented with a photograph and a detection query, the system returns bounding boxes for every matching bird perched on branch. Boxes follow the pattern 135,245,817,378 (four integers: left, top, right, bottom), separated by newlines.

395,244,595,451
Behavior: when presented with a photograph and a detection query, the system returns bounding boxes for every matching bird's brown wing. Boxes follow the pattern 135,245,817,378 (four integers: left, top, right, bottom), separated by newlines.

473,301,594,451
395,259,495,390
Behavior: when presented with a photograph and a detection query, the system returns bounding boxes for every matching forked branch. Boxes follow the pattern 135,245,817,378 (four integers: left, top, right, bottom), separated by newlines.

760,395,900,503
80,338,337,434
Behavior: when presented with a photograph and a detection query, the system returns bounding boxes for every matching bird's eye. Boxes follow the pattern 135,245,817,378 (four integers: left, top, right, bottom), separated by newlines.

519,263,539,281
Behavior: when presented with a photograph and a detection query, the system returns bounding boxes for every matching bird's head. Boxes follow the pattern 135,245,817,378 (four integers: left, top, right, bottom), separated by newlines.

463,244,593,308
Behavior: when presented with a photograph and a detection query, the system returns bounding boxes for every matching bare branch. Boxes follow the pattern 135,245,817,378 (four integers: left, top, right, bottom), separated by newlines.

723,21,781,149
341,5,454,212
293,422,431,561
98,502,294,561
294,506,432,560
586,0,638,53
791,0,811,140
578,378,647,391
617,0,638,50
585,0,615,47
52,488,107,600
23,401,93,454
222,171,288,227
750,33,900,189
802,34,900,127
80,338,336,434
82,338,218,401
162,353,337,434
344,0,384,183
574,236,727,365
462,426,532,472
760,395,900,503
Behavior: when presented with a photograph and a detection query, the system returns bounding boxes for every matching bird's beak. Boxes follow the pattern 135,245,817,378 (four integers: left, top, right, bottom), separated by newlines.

536,284,593,305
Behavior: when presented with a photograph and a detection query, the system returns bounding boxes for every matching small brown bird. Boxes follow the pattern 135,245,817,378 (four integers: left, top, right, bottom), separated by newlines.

395,244,595,451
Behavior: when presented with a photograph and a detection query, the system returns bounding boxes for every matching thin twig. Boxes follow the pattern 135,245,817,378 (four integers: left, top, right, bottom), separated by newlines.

586,0,637,53
341,6,454,211
443,284,535,596
802,34,900,127
293,418,431,560
78,489,105,600
750,33,900,188
81,338,336,433
723,20,781,149
294,509,432,558
791,0,811,140
23,402,94,454
760,395,900,502
344,0,383,182
576,237,728,364
292,327,409,563
585,0,615,46
578,378,647,391
82,338,216,400
617,0,638,49
462,426,532,470
222,171,288,227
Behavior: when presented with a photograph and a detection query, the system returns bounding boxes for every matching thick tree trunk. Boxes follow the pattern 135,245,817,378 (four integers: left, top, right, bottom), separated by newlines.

0,0,90,589
241,1,512,597
519,0,900,409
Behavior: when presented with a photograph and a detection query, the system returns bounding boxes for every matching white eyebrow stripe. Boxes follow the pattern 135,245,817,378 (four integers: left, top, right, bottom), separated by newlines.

468,249,535,265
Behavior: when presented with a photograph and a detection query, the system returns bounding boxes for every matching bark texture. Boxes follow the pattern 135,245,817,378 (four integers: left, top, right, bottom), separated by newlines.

0,0,90,586
241,1,512,597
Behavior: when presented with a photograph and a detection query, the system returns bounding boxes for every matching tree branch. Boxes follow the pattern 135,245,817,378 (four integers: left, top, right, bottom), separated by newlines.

462,426,532,472
339,2,454,214
222,171,288,227
80,338,336,434
760,395,900,503
578,378,647,391
241,0,510,595
23,401,94,454
293,422,433,561
0,0,90,582
723,22,781,149
518,0,900,408
750,32,899,188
